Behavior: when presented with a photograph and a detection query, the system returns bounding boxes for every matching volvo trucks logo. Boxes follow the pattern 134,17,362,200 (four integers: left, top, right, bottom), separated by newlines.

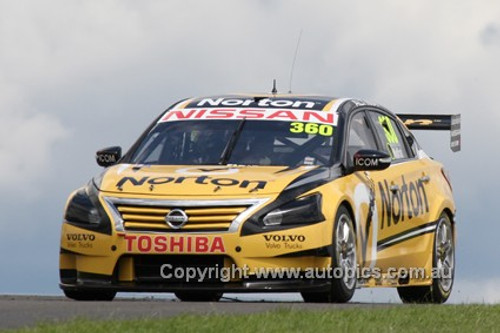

165,209,188,229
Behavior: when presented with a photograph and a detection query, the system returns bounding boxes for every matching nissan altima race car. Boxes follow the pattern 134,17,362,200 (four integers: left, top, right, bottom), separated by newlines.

60,94,460,303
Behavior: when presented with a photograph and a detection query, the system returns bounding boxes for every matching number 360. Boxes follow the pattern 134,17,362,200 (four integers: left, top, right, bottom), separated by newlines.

290,122,333,136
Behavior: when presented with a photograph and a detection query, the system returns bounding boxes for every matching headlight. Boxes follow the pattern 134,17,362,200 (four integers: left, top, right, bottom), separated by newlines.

64,183,111,234
262,193,324,226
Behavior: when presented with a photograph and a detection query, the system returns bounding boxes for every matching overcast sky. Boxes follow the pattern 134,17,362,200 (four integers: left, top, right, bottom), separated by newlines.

1,0,499,303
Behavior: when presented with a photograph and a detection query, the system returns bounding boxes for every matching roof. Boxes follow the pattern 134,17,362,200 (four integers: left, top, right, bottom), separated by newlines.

173,94,359,113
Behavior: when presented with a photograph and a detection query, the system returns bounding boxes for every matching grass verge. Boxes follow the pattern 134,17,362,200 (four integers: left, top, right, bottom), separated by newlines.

8,304,500,333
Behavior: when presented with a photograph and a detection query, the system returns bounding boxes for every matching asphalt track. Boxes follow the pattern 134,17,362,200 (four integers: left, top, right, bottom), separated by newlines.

0,295,392,330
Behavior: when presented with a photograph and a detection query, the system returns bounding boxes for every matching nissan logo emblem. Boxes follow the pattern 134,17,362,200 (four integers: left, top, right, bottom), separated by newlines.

165,209,188,229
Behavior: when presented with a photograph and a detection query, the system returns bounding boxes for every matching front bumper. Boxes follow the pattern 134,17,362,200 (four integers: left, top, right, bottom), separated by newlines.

59,220,333,293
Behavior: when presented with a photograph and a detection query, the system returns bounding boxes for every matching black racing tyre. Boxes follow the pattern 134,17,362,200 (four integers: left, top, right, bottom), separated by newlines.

302,205,357,303
63,289,116,301
397,213,455,304
301,291,330,303
174,291,223,302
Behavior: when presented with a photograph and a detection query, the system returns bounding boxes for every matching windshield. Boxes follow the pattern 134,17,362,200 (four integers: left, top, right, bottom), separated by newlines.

130,120,336,166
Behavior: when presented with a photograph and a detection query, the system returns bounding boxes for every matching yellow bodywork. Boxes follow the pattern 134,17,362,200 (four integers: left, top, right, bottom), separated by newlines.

60,156,455,289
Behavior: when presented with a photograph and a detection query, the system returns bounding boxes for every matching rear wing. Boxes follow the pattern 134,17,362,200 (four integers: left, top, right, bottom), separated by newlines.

396,114,461,152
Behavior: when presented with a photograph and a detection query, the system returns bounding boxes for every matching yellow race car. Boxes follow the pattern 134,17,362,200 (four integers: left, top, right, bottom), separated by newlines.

59,95,460,303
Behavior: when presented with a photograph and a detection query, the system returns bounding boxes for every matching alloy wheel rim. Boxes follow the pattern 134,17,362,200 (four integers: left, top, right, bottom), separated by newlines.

436,218,454,292
335,214,357,290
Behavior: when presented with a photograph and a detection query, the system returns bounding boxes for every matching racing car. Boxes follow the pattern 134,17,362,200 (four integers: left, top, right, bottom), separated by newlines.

59,94,460,303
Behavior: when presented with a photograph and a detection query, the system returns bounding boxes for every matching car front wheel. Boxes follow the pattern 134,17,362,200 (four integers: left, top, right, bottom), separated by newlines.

63,289,116,301
302,205,357,303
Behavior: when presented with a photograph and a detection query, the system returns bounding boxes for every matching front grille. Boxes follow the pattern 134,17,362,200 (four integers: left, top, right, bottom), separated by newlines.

115,203,249,232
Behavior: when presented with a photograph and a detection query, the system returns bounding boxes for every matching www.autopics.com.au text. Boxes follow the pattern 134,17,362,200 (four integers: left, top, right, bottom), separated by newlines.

159,264,451,283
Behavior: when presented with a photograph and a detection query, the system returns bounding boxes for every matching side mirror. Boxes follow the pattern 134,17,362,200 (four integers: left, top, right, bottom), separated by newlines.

96,146,122,167
353,149,391,171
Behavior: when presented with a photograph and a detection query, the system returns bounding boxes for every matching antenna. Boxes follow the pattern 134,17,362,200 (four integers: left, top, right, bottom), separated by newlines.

271,79,277,95
288,29,303,94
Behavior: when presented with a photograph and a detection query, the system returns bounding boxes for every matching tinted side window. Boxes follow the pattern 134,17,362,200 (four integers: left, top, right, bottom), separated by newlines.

346,112,378,163
400,122,418,157
368,112,410,160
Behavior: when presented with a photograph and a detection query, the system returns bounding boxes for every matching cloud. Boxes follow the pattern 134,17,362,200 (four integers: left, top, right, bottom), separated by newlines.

480,23,500,47
0,84,68,197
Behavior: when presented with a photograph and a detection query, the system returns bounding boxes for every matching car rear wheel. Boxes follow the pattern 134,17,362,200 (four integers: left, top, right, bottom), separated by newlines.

63,289,116,301
174,291,223,302
397,213,454,304
302,205,357,303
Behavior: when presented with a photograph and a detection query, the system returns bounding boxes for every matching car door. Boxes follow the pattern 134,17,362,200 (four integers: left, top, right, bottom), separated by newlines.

344,109,382,272
365,109,434,271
